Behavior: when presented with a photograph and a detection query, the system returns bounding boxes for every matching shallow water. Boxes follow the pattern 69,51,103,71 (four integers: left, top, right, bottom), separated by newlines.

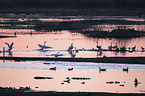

0,67,145,93
0,16,145,93
0,60,145,93
1,31,145,57
1,60,145,70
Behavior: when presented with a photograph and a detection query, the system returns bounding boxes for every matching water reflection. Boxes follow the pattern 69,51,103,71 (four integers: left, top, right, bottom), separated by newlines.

92,25,145,32
1,14,145,93
1,30,145,57
0,58,145,93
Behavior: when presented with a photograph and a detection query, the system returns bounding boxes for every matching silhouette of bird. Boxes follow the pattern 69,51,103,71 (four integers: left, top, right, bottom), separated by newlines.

108,42,112,50
120,47,126,51
14,32,16,36
96,42,101,49
66,77,70,79
38,41,52,50
63,78,70,83
115,81,120,84
68,68,73,71
68,43,73,51
112,42,117,49
71,53,76,58
119,84,124,87
4,42,14,51
128,47,131,51
81,82,85,84
74,47,79,53
99,67,106,72
122,67,128,72
106,81,114,84
49,67,56,70
132,45,136,51
54,52,59,59
97,48,103,56
134,78,138,84
141,46,144,51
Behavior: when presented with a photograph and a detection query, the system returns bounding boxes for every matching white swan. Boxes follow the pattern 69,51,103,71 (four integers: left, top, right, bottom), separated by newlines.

38,41,52,50
4,42,14,51
54,52,59,59
68,43,73,51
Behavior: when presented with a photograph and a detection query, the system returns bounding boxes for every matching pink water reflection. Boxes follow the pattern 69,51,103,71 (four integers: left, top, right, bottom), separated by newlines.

91,25,145,32
0,68,144,93
1,30,145,57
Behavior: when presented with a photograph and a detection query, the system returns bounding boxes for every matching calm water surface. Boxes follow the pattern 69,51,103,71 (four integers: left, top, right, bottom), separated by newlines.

1,30,145,57
0,16,145,93
0,61,145,93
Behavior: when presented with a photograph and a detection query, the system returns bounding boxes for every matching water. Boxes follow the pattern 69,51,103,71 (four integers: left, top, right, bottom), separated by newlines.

0,15,145,93
0,60,145,93
1,60,145,70
1,31,145,57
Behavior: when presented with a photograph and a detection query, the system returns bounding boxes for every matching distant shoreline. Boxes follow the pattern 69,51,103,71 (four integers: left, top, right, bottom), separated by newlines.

0,8,145,17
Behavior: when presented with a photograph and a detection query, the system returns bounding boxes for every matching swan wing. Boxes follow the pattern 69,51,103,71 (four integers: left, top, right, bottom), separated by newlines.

4,42,10,47
38,44,43,48
10,42,14,47
44,46,52,49
48,54,55,56
58,54,66,56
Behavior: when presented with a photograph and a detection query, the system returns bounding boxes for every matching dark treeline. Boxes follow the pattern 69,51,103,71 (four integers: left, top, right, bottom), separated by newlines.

0,0,145,9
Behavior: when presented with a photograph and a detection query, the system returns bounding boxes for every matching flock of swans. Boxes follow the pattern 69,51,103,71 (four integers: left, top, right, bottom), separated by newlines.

0,41,78,58
0,41,145,58
96,41,145,52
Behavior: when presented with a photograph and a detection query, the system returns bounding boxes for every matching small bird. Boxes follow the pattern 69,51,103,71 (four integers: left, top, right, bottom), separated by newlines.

71,53,76,58
49,67,56,70
68,43,73,51
99,67,106,72
81,82,85,84
119,84,124,87
122,67,129,72
115,81,120,84
96,42,102,49
68,68,73,71
134,78,141,87
106,81,114,84
66,77,70,79
112,42,117,49
134,78,138,84
108,42,112,50
128,47,131,51
63,78,70,83
120,47,126,51
14,32,17,36
74,47,79,53
132,45,136,51
141,46,144,51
